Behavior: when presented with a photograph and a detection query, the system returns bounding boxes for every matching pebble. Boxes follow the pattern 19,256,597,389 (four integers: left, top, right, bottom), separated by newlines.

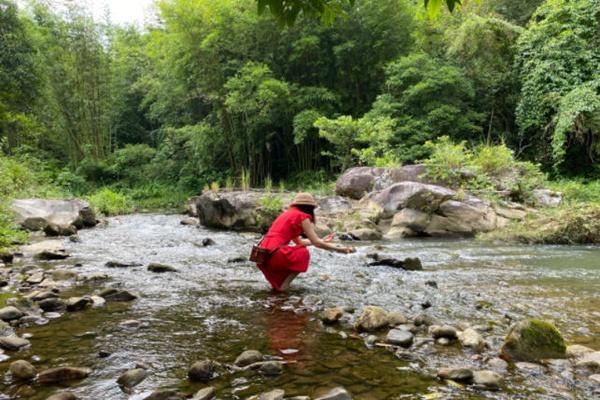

429,325,458,339
437,367,473,382
0,335,31,351
0,306,24,321
589,374,600,384
147,263,178,273
192,386,216,400
143,389,185,400
259,361,283,376
314,387,352,400
234,350,263,367
259,389,285,400
117,368,147,388
472,370,502,389
321,307,344,324
515,362,545,376
188,360,215,382
37,367,92,384
9,360,37,380
386,329,414,347
486,357,508,372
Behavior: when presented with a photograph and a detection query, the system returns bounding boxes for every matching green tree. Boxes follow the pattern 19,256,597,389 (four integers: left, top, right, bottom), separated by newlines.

515,0,600,172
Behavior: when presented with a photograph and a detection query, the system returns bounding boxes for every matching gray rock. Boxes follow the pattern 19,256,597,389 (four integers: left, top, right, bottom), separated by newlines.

37,367,91,384
314,387,352,400
11,199,96,232
458,328,486,352
566,344,594,358
117,368,147,388
429,325,458,339
387,312,408,326
336,165,428,199
147,263,178,273
234,350,263,367
66,296,92,312
259,389,285,400
486,357,508,372
188,360,215,382
143,390,184,400
44,223,77,237
259,361,283,376
515,362,545,376
0,306,24,321
386,329,414,347
10,360,37,380
575,351,600,370
0,335,30,350
321,307,344,325
589,374,600,384
99,288,137,302
105,261,142,268
499,319,566,362
532,189,562,207
192,386,216,400
472,370,502,389
347,228,382,241
437,367,473,382
52,270,78,281
318,196,352,214
355,306,389,332
180,217,199,226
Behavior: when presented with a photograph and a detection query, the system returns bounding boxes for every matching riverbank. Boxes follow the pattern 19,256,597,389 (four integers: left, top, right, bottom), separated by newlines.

0,214,598,399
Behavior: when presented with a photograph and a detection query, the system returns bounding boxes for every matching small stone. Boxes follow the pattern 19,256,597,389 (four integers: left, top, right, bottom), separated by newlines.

234,350,263,367
0,335,30,350
425,280,438,288
472,370,502,389
66,297,92,311
180,218,199,226
355,306,389,332
566,344,594,358
99,288,137,302
429,325,458,339
259,389,285,400
90,296,106,307
188,360,215,382
387,312,408,326
38,298,66,312
35,250,70,260
143,390,184,400
314,387,352,400
436,338,451,346
98,350,111,358
437,367,473,382
119,319,141,329
259,361,283,376
575,351,600,370
105,261,141,268
201,238,216,246
413,313,437,327
117,368,147,388
486,357,508,372
589,374,600,384
0,306,24,321
147,263,178,273
37,367,92,384
321,307,344,325
386,329,414,347
52,270,78,281
515,362,545,375
10,360,37,380
365,335,378,346
46,393,79,400
458,328,486,352
192,386,216,400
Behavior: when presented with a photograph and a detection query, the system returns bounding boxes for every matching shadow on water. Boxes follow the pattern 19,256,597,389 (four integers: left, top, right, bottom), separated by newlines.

0,214,598,399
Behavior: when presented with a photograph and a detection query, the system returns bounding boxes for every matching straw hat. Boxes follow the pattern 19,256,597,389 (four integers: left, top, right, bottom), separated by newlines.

291,192,318,207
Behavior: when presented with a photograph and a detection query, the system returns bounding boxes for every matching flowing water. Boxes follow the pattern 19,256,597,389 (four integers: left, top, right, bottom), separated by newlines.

1,214,599,399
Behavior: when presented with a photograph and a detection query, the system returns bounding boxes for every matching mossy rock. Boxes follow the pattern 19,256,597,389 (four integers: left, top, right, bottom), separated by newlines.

500,319,566,362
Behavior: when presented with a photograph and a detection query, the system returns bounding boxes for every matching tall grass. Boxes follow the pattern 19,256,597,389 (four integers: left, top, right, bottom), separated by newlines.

88,188,133,216
240,169,251,191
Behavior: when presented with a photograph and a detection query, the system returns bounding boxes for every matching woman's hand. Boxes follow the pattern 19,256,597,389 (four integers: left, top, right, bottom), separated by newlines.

323,233,335,242
337,245,356,254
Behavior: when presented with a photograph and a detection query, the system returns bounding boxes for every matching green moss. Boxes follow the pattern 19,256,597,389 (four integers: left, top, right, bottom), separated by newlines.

501,319,566,362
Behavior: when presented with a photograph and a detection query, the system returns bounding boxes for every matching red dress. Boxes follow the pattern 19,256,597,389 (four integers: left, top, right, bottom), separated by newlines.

257,207,313,291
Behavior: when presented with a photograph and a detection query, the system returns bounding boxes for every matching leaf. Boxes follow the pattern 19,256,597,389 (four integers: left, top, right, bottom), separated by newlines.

426,0,443,19
257,0,268,15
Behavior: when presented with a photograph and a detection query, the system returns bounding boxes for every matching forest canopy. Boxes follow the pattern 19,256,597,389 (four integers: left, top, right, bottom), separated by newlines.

0,0,599,196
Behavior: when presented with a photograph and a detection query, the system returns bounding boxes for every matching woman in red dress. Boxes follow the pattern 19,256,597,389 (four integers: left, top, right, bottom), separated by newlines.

256,192,356,291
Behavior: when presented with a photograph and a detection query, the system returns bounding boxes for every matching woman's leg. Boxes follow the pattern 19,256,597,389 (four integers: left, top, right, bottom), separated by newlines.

279,272,299,291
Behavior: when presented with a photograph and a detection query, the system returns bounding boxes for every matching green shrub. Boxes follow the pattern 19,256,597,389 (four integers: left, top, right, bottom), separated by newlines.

0,203,27,251
422,136,473,186
472,143,515,176
88,188,133,216
259,194,284,213
127,184,191,211
547,180,600,203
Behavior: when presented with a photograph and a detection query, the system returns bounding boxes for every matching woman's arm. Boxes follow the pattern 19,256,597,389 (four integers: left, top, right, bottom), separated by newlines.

301,219,355,254
293,237,312,247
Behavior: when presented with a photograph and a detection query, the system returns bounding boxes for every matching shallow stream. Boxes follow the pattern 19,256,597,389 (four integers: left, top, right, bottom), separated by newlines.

1,214,599,399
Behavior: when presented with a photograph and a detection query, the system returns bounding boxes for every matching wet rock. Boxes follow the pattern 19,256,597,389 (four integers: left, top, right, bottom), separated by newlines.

589,374,600,384
90,296,106,308
44,223,77,237
458,328,486,352
321,307,344,325
147,263,178,273
515,362,545,376
119,319,141,329
0,251,14,264
566,344,594,358
10,360,37,380
35,250,70,260
180,217,199,226
0,335,30,350
413,314,438,327
26,271,45,284
117,368,147,388
144,390,184,400
429,325,458,340
365,335,378,346
192,386,216,400
336,165,427,199
99,288,137,302
486,357,508,373
259,361,283,376
386,329,414,347
575,352,600,370
348,228,382,241
437,367,473,383
66,296,92,312
259,389,285,400
499,319,566,362
69,235,81,243
105,261,142,268
188,360,216,382
30,290,59,301
227,256,247,263
425,280,438,288
37,367,92,384
38,298,66,312
46,393,79,400
234,350,263,367
436,338,451,346
355,306,389,332
98,350,111,358
201,238,216,247
387,312,408,326
52,270,78,281
472,370,502,389
0,306,24,321
367,256,423,271
11,199,96,232
314,387,352,400
318,196,352,214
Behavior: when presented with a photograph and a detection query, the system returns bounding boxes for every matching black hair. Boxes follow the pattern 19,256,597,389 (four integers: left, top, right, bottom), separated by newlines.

292,204,316,224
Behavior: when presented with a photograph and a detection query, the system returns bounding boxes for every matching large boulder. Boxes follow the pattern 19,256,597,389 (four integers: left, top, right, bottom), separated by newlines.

425,198,497,236
364,182,456,219
335,165,428,200
11,199,96,233
532,189,563,208
188,191,288,232
318,196,352,215
355,306,389,332
499,319,566,362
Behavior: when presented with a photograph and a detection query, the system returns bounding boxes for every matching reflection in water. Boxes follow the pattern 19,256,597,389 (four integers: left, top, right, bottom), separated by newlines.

263,297,312,363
